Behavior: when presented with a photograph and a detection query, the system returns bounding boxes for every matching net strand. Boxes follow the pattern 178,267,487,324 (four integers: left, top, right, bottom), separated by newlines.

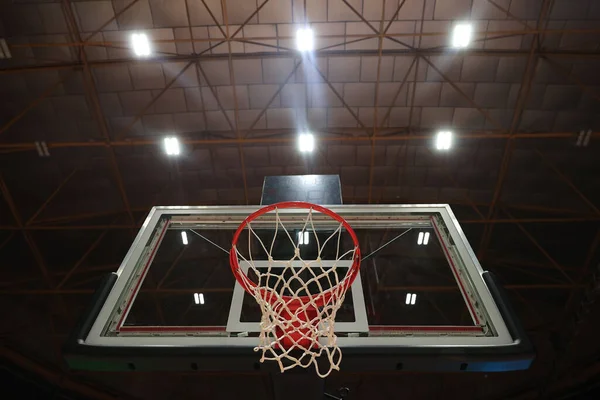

233,205,358,378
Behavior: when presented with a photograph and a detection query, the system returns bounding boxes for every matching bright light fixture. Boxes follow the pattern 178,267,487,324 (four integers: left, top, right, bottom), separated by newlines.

296,27,314,52
181,231,188,245
417,232,430,245
297,231,310,245
131,33,151,57
194,293,205,305
435,131,452,150
451,23,472,48
423,232,430,245
298,133,315,153
163,136,180,156
405,293,417,305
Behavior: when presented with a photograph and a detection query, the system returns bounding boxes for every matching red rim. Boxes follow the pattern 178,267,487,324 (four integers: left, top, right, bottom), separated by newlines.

229,201,361,307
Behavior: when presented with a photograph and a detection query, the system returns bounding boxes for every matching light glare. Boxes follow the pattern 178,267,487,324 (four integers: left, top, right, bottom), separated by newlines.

417,232,424,245
296,27,314,52
181,231,188,245
131,33,151,56
298,133,315,153
298,231,310,245
435,131,452,150
194,293,205,305
423,232,430,245
163,136,180,156
406,293,417,305
452,23,472,48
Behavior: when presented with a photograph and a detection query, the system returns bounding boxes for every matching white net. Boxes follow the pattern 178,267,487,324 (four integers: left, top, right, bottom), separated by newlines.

231,204,360,378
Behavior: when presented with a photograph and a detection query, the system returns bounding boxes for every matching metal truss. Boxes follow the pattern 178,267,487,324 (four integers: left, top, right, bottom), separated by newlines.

0,0,599,398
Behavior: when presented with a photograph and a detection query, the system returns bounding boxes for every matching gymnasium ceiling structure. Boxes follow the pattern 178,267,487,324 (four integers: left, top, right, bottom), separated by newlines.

1,0,600,399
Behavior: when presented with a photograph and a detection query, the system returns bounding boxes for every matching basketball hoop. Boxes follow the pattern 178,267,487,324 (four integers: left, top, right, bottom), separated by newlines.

230,201,361,377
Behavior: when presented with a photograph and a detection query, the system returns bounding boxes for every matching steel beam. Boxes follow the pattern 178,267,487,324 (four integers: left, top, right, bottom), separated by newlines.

0,130,594,154
26,169,78,225
4,48,600,75
367,0,389,203
380,56,417,126
478,0,553,260
56,226,113,288
486,0,534,30
221,0,249,204
60,0,135,229
501,207,574,283
115,61,194,139
420,56,503,130
11,27,600,49
542,56,600,103
534,148,600,215
0,174,53,287
244,58,302,137
0,283,585,295
0,73,73,137
2,215,598,233
305,56,369,132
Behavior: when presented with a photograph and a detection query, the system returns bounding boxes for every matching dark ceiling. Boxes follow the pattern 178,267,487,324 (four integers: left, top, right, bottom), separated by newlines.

1,0,600,399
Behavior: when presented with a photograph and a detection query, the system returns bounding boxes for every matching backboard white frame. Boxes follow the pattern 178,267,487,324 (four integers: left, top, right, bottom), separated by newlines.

82,204,515,348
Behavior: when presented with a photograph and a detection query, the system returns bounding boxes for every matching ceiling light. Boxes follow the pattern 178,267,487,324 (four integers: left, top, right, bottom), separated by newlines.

181,231,188,245
405,293,417,305
417,232,424,245
423,232,430,245
298,133,314,153
297,231,310,245
451,23,472,48
435,131,452,150
296,27,314,52
194,293,205,305
163,136,180,156
131,33,151,57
